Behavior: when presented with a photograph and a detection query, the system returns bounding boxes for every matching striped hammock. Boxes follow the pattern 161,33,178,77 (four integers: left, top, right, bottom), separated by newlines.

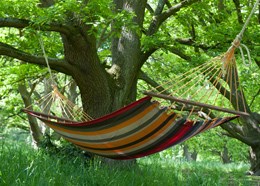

22,3,257,159
23,96,238,159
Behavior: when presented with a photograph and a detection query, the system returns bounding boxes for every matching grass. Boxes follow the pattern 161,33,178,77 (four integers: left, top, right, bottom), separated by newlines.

0,139,259,186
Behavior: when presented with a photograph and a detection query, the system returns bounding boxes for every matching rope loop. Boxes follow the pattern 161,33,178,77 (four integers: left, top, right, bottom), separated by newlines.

239,44,252,66
230,39,252,67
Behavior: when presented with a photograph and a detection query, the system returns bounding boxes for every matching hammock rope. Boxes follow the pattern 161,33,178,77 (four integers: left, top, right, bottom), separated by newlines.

33,31,94,121
24,85,93,122
144,0,260,118
38,31,55,86
144,55,249,117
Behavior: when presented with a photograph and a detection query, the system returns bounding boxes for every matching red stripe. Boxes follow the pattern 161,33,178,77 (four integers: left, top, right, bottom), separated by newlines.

79,96,152,126
25,96,152,126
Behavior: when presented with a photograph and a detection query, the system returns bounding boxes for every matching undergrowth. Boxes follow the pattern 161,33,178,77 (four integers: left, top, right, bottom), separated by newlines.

0,139,259,186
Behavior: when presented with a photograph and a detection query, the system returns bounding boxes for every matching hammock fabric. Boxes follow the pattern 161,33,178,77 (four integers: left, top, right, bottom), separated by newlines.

23,96,238,160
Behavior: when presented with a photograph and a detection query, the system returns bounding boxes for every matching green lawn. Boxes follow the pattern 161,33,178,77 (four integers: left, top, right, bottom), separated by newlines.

0,139,259,186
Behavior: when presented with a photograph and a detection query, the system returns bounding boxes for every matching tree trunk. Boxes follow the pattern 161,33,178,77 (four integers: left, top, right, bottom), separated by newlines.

111,0,146,108
221,145,232,164
233,0,244,24
183,144,192,161
258,3,260,24
191,151,198,161
245,114,260,176
18,83,43,147
249,146,260,176
183,144,197,161
98,0,147,166
61,33,113,118
52,1,147,167
221,114,260,174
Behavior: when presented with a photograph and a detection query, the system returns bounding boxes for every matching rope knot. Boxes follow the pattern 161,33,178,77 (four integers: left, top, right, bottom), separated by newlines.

232,37,241,48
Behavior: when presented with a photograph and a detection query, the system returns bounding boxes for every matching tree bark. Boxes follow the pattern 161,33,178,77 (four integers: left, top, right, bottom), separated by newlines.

110,0,147,108
60,32,113,118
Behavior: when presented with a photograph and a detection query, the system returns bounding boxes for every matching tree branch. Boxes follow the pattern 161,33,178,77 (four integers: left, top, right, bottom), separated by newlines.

147,0,200,35
208,110,258,146
249,87,260,107
139,70,169,93
97,22,112,49
140,47,158,65
0,42,70,74
146,3,154,14
232,0,243,24
167,45,191,60
254,57,260,68
221,122,259,146
0,18,72,35
164,0,172,8
141,42,191,64
175,38,220,51
154,0,166,16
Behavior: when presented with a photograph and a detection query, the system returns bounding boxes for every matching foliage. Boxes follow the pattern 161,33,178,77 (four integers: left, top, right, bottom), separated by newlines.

157,128,249,163
238,62,260,112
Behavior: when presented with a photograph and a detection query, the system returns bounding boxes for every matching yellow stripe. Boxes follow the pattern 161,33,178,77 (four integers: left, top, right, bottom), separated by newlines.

46,102,158,135
67,114,177,153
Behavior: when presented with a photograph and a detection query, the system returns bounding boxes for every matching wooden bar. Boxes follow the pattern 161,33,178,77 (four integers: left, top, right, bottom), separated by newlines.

22,108,77,123
144,91,249,116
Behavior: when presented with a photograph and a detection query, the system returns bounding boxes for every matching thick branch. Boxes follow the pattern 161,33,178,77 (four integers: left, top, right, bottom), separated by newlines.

159,0,200,24
0,42,70,74
146,3,154,14
255,57,260,68
147,0,200,35
208,111,259,146
141,43,191,64
175,38,220,51
220,122,257,146
154,0,166,15
164,0,172,8
167,46,191,60
250,87,260,107
139,70,170,94
0,18,72,35
207,113,252,145
140,47,158,65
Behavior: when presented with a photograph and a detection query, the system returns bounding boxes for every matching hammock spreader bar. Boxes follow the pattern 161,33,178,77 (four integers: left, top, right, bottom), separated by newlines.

23,96,238,159
144,91,249,116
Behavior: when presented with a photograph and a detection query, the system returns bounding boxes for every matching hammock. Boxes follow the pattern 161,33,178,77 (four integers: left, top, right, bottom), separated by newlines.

22,1,257,159
23,97,238,159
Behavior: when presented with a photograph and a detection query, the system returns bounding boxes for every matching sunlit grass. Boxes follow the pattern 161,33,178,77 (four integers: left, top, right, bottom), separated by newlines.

0,139,258,186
